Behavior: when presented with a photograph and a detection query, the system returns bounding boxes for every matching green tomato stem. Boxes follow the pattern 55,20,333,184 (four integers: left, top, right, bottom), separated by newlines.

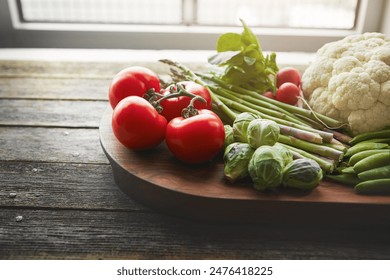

159,59,237,122
181,95,207,118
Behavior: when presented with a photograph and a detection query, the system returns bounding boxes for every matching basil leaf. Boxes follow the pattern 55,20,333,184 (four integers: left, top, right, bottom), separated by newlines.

216,33,242,52
243,56,257,66
209,19,279,93
208,50,240,65
240,19,260,49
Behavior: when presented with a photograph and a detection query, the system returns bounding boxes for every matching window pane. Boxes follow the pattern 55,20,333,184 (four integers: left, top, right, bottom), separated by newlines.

196,0,358,29
20,0,183,24
19,0,359,29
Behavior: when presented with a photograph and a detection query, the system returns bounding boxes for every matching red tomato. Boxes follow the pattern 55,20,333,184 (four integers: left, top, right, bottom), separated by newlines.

109,66,161,109
166,109,225,164
160,81,212,121
275,82,300,105
263,91,275,99
112,96,167,150
276,67,301,88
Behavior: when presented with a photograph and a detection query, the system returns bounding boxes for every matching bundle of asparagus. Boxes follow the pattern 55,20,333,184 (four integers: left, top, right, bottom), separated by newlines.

159,59,351,174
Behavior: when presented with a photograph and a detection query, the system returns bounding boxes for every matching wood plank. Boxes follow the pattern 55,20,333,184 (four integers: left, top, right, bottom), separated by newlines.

0,127,108,163
0,99,107,127
0,60,207,78
0,77,110,100
0,60,130,78
1,208,390,259
0,161,147,211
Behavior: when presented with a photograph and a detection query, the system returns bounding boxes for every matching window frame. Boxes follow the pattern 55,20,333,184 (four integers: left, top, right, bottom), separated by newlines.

1,0,387,52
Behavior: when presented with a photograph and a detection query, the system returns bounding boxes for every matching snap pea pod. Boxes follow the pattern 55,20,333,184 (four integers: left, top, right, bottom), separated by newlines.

357,165,390,181
354,179,390,194
349,129,390,145
357,138,390,145
344,142,388,157
341,166,355,174
348,149,389,166
326,173,361,186
353,151,390,174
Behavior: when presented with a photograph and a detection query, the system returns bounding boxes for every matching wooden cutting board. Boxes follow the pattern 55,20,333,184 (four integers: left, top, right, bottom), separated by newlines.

99,107,390,226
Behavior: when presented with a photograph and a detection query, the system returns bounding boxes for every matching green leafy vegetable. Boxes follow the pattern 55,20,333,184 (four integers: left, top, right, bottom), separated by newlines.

224,125,235,149
208,19,279,93
223,143,255,182
247,119,280,148
248,145,285,191
282,159,323,190
232,112,258,143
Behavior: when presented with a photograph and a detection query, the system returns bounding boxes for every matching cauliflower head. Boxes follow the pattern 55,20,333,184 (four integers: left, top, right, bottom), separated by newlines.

301,32,390,135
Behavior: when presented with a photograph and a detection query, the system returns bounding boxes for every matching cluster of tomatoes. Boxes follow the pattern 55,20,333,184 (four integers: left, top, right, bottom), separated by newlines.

263,67,302,105
109,66,225,164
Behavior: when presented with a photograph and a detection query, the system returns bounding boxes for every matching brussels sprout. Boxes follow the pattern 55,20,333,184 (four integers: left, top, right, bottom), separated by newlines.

248,145,285,191
224,125,234,149
232,112,258,142
282,158,323,190
273,143,294,166
247,119,280,148
223,143,255,182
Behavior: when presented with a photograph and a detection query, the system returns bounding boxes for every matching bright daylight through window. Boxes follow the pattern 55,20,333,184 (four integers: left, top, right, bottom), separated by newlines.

4,0,386,51
19,0,358,30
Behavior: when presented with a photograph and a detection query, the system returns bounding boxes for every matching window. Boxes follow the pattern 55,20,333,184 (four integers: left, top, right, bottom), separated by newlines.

18,0,358,29
1,0,387,51
19,0,183,25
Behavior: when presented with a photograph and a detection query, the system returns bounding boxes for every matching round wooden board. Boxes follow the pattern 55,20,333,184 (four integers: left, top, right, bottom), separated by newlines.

99,107,390,226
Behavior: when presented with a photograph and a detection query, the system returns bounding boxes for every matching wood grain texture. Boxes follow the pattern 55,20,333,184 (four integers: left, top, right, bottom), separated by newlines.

1,208,390,260
1,57,389,260
0,99,107,127
0,161,147,211
0,60,130,78
0,60,205,79
0,127,108,163
0,77,110,100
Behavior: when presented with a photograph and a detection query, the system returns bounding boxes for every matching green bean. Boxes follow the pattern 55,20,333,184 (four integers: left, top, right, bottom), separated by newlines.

326,174,361,186
344,143,389,157
348,149,390,166
354,179,390,194
358,165,390,181
349,129,390,145
353,151,390,174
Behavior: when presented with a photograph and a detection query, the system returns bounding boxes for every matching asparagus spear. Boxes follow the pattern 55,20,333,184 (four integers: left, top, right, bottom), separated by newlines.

279,143,335,174
212,86,310,127
278,124,323,144
278,134,344,161
216,94,334,143
199,73,346,130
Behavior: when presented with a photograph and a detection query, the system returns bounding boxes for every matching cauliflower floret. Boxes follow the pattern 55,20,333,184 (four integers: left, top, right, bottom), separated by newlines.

302,32,390,135
348,102,390,134
329,71,380,111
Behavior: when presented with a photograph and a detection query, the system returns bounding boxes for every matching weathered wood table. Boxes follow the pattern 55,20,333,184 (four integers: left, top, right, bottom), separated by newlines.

1,50,390,259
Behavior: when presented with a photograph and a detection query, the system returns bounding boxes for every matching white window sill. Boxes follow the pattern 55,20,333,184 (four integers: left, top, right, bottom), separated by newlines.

0,48,315,71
